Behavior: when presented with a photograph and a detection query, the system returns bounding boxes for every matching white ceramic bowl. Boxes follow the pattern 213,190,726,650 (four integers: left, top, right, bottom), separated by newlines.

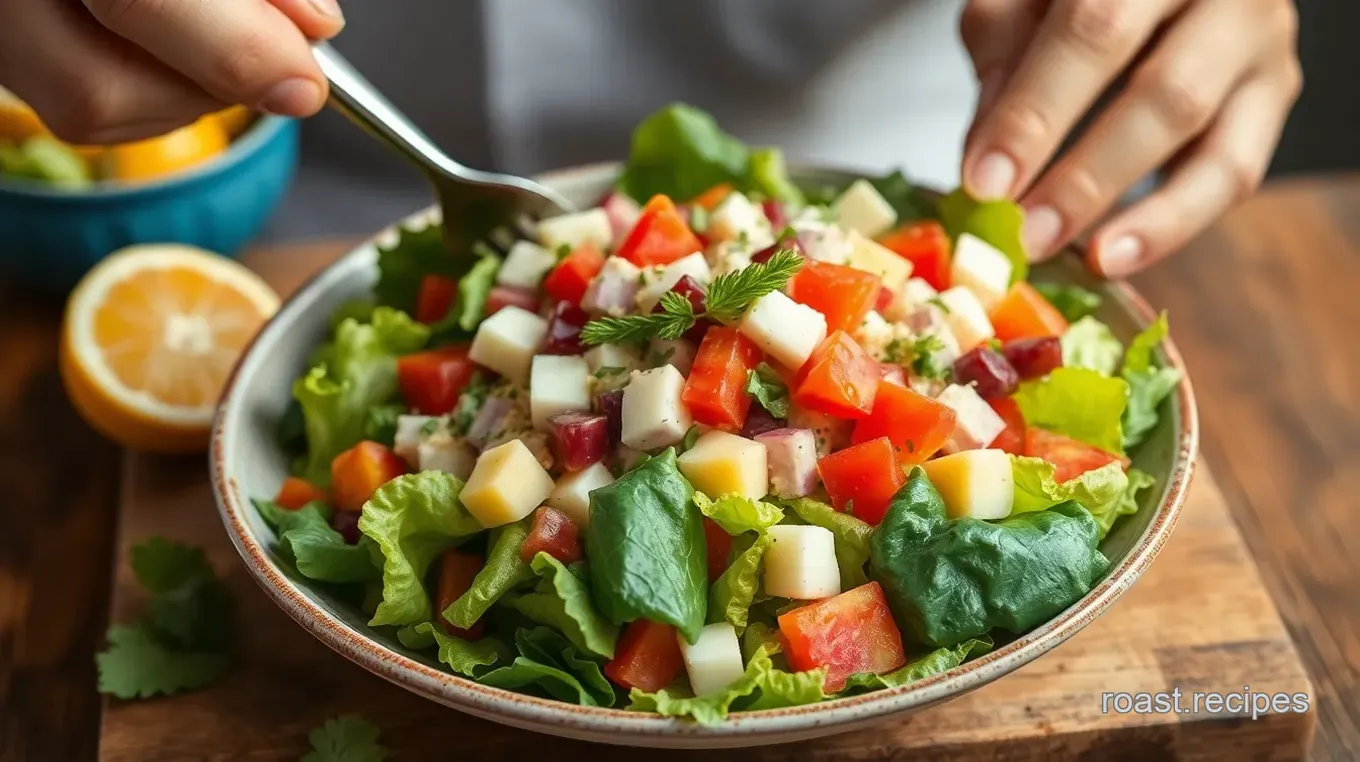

212,163,1198,749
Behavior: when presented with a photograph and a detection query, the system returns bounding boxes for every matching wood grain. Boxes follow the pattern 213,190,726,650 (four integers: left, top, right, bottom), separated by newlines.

97,455,1313,761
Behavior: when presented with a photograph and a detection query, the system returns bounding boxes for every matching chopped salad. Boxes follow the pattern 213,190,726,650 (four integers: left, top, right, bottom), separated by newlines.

258,103,1181,723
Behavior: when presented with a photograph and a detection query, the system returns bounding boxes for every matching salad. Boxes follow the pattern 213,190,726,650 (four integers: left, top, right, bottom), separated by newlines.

258,103,1181,723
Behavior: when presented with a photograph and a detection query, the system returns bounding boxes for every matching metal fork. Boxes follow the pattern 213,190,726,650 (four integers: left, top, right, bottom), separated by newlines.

311,42,574,256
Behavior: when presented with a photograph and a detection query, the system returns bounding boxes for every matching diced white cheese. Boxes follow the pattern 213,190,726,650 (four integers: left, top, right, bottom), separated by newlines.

647,338,697,376
788,403,854,458
905,307,963,369
738,291,827,370
496,241,558,290
635,252,710,312
581,256,642,316
753,428,820,498
707,191,774,246
846,231,912,292
620,365,693,451
854,311,894,361
602,193,642,246
677,622,745,697
936,286,996,350
460,439,556,528
529,355,591,430
546,462,614,527
468,306,548,385
763,525,841,600
676,431,769,500
393,414,438,467
885,277,939,322
950,234,1013,310
921,449,1014,520
706,240,756,277
536,208,612,252
417,434,477,480
832,178,898,238
935,384,1007,453
583,343,640,375
790,212,854,265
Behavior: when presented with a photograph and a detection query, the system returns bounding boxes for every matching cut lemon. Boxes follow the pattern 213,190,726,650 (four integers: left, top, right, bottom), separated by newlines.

60,244,280,453
213,105,257,139
100,118,230,184
0,85,47,142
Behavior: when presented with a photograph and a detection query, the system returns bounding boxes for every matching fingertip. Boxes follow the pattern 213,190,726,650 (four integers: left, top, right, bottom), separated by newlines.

963,149,1019,201
1089,231,1147,280
269,0,346,40
258,77,326,117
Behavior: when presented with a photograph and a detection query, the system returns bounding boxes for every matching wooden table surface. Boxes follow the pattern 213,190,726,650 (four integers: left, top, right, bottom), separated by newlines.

1,175,1357,761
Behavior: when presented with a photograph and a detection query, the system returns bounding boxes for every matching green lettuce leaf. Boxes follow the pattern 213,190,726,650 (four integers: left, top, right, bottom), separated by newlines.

1033,282,1102,322
781,497,874,588
1011,456,1155,538
746,148,804,205
1120,313,1181,450
329,298,377,329
869,468,1109,647
374,223,455,313
741,620,783,663
1061,316,1123,375
1123,312,1169,373
744,363,790,419
253,500,381,583
1013,367,1129,456
415,622,510,677
478,628,615,707
358,472,483,627
444,518,535,630
709,534,772,635
508,554,618,659
694,492,784,536
586,448,707,643
626,646,824,724
431,250,500,337
937,188,1027,284
363,404,404,447
840,636,993,693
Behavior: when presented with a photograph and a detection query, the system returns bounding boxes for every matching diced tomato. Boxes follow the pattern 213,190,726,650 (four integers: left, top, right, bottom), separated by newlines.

331,441,407,512
787,261,882,334
778,582,906,692
543,243,605,305
990,282,1069,341
816,437,905,525
397,345,477,415
703,518,733,581
851,383,956,468
435,550,485,639
416,274,457,324
682,327,763,431
615,195,704,267
1024,427,1130,483
604,620,685,693
988,397,1027,455
691,182,734,210
874,286,895,314
274,476,327,510
792,332,880,419
485,285,540,316
519,506,582,564
877,221,952,291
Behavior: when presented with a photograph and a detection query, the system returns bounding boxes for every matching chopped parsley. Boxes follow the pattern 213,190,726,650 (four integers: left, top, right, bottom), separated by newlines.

419,419,440,437
302,716,389,762
593,365,627,379
927,295,952,314
886,333,951,382
451,372,492,435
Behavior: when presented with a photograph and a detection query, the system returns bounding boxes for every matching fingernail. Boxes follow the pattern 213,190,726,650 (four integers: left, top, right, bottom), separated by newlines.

310,0,344,20
1098,234,1145,278
968,152,1016,200
1023,206,1063,259
259,79,324,117
977,71,1004,115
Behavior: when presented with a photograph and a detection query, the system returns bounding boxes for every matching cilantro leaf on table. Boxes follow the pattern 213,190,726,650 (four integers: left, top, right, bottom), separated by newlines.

96,624,231,700
302,716,389,762
130,537,233,651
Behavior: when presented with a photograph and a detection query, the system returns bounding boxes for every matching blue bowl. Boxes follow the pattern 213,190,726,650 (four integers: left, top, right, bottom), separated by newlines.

0,115,299,292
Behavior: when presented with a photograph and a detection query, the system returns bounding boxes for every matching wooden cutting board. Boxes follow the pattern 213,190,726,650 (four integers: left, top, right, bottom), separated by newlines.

97,244,1316,761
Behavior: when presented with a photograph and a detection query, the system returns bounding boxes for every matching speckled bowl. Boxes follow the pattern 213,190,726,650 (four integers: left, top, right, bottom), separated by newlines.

211,163,1198,749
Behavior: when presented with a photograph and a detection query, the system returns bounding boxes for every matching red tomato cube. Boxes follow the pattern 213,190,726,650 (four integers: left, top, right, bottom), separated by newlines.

851,383,956,467
792,331,881,419
788,261,882,334
520,506,583,564
616,195,704,267
990,282,1069,341
330,441,407,512
274,476,328,510
682,326,764,431
543,243,605,305
1024,427,1129,483
988,397,1027,455
416,274,457,324
779,582,907,692
877,221,952,291
604,619,686,693
397,345,478,415
816,437,905,525
436,550,486,639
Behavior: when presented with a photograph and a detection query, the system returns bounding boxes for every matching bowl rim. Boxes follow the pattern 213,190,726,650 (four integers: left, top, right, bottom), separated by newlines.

0,114,294,200
210,162,1199,744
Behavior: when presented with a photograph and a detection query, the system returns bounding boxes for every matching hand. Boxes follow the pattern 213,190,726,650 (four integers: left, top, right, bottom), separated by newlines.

959,0,1302,278
0,0,344,145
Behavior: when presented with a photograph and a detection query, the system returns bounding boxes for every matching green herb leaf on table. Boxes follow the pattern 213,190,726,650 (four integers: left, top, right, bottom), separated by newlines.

840,636,993,693
129,537,233,650
1013,367,1129,456
694,492,784,535
96,624,232,700
937,188,1028,284
508,553,619,659
1061,316,1123,375
781,497,875,589
302,715,389,762
444,518,535,630
1010,456,1155,539
709,533,772,635
1033,282,1102,322
745,363,790,418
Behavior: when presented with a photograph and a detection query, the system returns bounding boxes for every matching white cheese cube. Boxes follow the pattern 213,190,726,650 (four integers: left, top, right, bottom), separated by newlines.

738,291,827,370
846,231,912,292
460,439,556,528
936,286,996,350
496,241,558,290
707,191,774,246
393,414,438,467
854,311,894,361
936,384,1007,453
706,239,756,277
546,462,614,527
764,525,841,600
635,252,710,312
950,234,1013,310
676,431,769,500
646,338,697,376
753,428,820,498
583,343,640,375
790,212,854,265
417,434,477,480
678,623,745,696
536,208,612,252
581,256,642,316
921,449,1014,520
620,365,693,451
468,306,548,385
886,277,939,322
529,355,591,430
832,178,899,238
